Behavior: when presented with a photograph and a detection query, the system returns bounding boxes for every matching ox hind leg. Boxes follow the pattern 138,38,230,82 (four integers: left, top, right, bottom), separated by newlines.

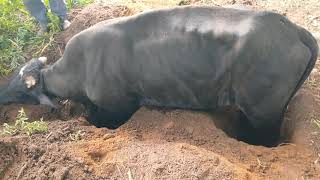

238,108,283,147
215,105,283,146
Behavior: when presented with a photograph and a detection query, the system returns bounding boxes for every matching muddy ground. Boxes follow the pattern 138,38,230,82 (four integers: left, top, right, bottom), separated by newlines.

1,0,320,179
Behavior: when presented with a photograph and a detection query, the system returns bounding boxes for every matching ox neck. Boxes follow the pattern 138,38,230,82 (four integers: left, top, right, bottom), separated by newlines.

40,68,55,97
40,65,78,99
0,85,10,104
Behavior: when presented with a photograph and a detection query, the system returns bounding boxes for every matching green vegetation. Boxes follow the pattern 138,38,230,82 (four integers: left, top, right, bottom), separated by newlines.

0,0,36,75
1,108,48,136
0,0,94,76
314,118,320,129
69,130,85,141
66,0,94,9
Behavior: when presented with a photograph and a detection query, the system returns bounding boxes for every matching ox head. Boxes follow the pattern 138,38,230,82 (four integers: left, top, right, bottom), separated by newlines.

0,57,56,108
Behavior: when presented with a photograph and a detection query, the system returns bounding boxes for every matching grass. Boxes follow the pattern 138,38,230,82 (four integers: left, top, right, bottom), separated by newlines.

314,118,320,129
0,0,94,76
0,0,36,75
1,108,48,136
311,115,320,131
306,77,318,88
66,0,95,9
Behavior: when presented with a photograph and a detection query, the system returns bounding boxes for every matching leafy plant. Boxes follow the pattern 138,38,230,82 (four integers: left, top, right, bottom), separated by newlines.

1,108,48,136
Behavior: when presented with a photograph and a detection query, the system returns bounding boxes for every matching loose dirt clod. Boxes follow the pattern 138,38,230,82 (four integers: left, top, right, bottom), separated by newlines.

52,166,71,180
15,159,31,180
0,140,17,178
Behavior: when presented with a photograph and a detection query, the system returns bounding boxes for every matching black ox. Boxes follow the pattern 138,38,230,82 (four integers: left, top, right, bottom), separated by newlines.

1,6,318,145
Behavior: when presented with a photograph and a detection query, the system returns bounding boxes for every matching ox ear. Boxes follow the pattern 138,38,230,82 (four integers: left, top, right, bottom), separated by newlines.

38,94,57,109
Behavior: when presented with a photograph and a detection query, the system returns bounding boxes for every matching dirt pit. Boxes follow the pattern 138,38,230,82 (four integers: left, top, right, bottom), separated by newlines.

1,1,320,179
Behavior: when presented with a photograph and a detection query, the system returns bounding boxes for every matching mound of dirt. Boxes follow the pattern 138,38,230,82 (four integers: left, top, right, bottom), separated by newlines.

2,102,320,179
0,100,87,126
59,5,133,44
0,119,101,180
68,138,252,179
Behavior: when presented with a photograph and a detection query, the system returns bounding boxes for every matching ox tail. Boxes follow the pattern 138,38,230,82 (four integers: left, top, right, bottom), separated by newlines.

312,32,320,58
278,28,318,144
284,28,319,111
294,28,319,93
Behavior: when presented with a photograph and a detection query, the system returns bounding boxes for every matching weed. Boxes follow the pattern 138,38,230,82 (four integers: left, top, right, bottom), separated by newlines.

66,0,94,9
314,118,320,129
22,118,48,136
306,77,317,88
1,123,19,135
1,108,48,136
69,130,86,141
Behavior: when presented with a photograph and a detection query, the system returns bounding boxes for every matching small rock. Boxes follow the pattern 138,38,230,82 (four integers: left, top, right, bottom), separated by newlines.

84,165,89,171
49,166,56,172
48,133,59,143
27,144,45,159
213,157,220,166
61,125,72,134
103,133,115,140
39,174,49,180
52,166,70,180
75,157,85,164
44,169,50,176
77,176,87,180
84,165,93,173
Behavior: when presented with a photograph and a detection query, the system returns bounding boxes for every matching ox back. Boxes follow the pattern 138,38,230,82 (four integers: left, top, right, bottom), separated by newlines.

42,6,318,145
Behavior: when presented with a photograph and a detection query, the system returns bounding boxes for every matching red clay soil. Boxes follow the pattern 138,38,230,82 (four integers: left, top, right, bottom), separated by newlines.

1,1,320,179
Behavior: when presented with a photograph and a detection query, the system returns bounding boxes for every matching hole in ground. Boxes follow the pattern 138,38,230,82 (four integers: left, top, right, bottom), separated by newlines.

211,107,290,147
86,104,293,147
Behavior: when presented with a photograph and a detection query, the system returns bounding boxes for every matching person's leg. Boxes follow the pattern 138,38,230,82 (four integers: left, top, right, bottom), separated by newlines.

22,0,49,35
49,0,71,30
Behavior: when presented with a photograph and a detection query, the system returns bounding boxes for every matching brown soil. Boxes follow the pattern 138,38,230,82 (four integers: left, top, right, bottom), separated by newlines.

1,0,320,179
